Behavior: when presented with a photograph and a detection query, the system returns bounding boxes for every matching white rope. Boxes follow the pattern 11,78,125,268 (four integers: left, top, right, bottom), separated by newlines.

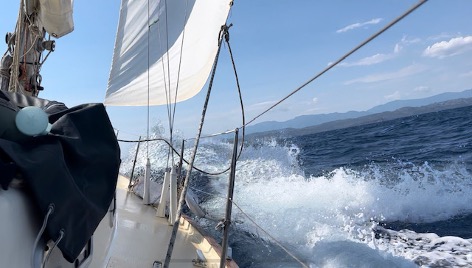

8,0,46,96
9,0,25,93
42,229,65,267
31,204,54,268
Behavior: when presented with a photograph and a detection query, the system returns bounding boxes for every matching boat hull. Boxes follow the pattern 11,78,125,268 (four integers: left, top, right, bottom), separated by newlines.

0,185,41,267
0,184,116,267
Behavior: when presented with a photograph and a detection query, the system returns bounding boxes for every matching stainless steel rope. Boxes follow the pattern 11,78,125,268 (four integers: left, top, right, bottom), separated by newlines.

163,23,229,268
242,0,429,128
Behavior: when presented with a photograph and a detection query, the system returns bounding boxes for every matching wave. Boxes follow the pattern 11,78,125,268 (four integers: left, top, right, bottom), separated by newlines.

120,134,472,267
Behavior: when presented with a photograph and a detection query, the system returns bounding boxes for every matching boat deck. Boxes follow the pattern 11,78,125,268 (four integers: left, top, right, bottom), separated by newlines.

105,176,234,268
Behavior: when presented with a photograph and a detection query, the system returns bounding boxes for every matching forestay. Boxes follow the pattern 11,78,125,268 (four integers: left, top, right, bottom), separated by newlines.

105,0,232,106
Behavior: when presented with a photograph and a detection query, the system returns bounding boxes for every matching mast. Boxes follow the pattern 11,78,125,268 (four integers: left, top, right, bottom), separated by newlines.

5,0,46,96
1,0,74,96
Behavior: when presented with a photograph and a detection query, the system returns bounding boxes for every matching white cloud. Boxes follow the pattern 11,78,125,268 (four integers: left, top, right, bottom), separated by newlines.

340,53,394,67
340,35,419,67
394,35,421,53
393,43,402,54
414,86,431,92
401,35,421,45
336,18,382,33
304,107,323,113
345,64,427,85
460,70,472,77
249,101,275,107
312,97,318,104
247,100,276,111
385,91,401,101
427,33,457,41
423,36,472,59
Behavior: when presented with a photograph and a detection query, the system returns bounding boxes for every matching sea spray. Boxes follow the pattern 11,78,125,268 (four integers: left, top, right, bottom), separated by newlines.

119,106,472,267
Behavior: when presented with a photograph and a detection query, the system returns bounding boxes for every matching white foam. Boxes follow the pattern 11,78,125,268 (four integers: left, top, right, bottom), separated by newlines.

121,134,472,266
199,139,472,266
373,227,472,267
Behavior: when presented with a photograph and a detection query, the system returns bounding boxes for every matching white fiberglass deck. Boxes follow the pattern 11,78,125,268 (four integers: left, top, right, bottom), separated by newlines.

105,176,235,268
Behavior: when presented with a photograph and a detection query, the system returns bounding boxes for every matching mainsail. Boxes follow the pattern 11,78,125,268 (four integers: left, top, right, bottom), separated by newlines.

105,0,232,106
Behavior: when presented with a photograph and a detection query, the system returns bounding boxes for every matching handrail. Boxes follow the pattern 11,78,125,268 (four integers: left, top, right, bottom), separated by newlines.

123,132,310,267
118,136,229,176
115,2,431,267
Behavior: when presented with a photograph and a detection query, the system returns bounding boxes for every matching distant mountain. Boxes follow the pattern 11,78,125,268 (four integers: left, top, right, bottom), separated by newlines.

246,89,472,134
280,97,472,138
247,97,472,138
246,111,369,134
367,89,472,113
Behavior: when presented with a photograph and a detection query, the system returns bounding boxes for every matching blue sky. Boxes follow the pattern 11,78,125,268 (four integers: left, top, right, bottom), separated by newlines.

1,1,471,140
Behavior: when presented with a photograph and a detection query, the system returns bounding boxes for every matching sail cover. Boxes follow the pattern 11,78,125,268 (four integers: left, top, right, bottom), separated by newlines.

38,0,75,38
0,90,120,262
105,0,232,106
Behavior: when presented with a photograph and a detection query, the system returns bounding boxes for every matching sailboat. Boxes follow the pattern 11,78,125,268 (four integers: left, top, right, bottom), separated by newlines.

4,0,462,267
0,0,239,267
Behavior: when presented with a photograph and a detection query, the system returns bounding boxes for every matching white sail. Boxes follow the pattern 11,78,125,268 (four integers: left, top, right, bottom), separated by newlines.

105,0,232,106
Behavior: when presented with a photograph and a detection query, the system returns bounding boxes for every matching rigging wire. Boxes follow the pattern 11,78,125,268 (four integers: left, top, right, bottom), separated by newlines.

231,201,309,267
120,1,430,267
166,0,190,167
154,1,172,167
190,186,310,268
242,0,429,129
118,137,219,175
153,0,176,167
223,24,246,165
117,24,245,177
163,23,229,268
9,0,25,93
170,0,190,141
146,0,151,159
163,0,174,165
118,0,428,178
24,14,44,95
7,6,50,96
143,1,189,168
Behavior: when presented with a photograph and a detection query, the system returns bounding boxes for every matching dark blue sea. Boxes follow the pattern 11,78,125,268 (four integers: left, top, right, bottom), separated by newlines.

122,105,472,267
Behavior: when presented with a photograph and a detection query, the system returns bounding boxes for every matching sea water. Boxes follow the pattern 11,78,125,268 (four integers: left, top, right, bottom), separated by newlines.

120,105,472,267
